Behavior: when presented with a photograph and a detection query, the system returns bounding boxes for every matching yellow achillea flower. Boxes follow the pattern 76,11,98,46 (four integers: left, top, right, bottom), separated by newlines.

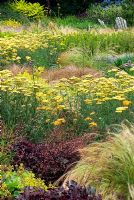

108,68,119,73
36,107,42,110
25,56,31,61
85,117,92,121
84,99,92,104
56,105,65,111
96,101,102,105
12,49,17,53
46,119,50,123
130,67,134,71
53,118,65,126
115,106,128,113
90,112,95,115
122,100,131,106
89,122,97,127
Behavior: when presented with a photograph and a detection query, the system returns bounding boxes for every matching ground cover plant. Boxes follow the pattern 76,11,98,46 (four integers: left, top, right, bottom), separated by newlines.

0,164,51,198
16,181,102,200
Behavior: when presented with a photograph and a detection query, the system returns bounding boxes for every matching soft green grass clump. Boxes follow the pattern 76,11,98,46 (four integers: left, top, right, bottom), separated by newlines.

57,48,91,68
64,123,134,199
52,16,99,30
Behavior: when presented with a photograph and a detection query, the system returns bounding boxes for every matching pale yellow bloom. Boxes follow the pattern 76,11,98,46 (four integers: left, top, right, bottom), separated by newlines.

115,106,128,113
25,56,31,61
122,100,131,106
89,122,97,127
84,99,92,105
46,119,50,123
90,112,95,115
85,117,92,121
53,118,65,126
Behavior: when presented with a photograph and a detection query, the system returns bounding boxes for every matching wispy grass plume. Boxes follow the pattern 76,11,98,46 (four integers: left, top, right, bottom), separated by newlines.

64,123,134,199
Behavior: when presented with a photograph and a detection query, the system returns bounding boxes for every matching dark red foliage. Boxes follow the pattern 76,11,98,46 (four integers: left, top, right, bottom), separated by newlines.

16,180,102,200
12,134,96,183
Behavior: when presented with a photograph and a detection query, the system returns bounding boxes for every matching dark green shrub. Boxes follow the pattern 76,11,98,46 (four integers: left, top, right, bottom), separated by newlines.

87,4,124,25
122,0,134,26
45,0,94,16
57,0,90,16
87,1,134,26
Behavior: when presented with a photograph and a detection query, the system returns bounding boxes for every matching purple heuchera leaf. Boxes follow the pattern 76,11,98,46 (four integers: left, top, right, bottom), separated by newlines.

16,183,102,200
12,134,95,183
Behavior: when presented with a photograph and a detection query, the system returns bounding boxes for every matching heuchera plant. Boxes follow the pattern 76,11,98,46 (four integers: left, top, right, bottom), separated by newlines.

17,180,102,200
12,134,96,183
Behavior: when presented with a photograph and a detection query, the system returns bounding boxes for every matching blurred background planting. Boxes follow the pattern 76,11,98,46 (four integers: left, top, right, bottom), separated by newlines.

0,0,134,199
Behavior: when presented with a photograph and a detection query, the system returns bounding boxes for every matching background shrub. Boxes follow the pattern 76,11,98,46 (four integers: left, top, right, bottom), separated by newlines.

10,0,45,20
55,0,92,16
87,4,124,25
87,1,134,26
33,0,94,16
122,0,134,26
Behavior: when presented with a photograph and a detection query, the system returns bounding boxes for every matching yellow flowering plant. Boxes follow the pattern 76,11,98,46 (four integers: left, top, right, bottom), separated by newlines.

1,67,134,141
0,28,133,69
0,30,67,68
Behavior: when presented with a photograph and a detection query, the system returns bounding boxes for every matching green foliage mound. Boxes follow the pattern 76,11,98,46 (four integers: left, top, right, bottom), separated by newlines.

10,0,45,20
0,164,49,198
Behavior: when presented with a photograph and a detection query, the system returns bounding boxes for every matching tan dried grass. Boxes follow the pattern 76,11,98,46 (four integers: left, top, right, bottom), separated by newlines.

9,65,101,82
